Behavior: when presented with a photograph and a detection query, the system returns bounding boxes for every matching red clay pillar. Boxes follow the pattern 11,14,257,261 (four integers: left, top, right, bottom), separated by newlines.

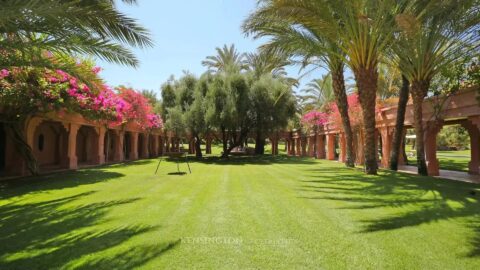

67,123,80,169
142,134,149,158
326,134,336,160
307,136,313,157
462,120,480,175
424,121,442,176
301,137,307,157
379,127,393,168
317,134,326,159
97,127,106,165
152,135,159,157
130,132,139,160
398,129,407,166
296,138,301,156
158,136,164,156
339,133,346,163
113,130,124,161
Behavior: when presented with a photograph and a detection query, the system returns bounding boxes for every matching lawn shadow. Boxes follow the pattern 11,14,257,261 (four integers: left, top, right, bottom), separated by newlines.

186,154,317,166
167,172,188,176
0,190,169,269
74,240,180,270
0,168,125,200
296,165,480,257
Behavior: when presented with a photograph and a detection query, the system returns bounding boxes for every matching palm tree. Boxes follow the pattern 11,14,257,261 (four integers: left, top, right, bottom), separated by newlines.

301,75,335,112
0,0,152,70
393,0,480,175
244,50,288,78
202,44,246,74
389,75,410,170
244,0,398,172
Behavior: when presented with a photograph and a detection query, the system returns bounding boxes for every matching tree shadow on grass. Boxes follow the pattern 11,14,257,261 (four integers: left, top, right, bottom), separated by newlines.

0,169,125,200
74,240,180,270
186,154,317,166
0,191,173,269
296,165,480,257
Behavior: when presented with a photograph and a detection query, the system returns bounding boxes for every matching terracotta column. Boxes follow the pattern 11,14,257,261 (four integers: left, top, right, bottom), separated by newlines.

152,135,159,157
158,136,164,156
379,127,393,168
302,137,308,156
317,134,326,159
296,138,301,156
398,129,407,166
326,134,336,160
339,133,346,163
96,126,106,165
142,134,149,158
130,132,139,160
293,138,296,156
424,121,442,176
306,136,313,157
113,130,124,161
286,139,291,155
462,120,480,175
67,123,80,169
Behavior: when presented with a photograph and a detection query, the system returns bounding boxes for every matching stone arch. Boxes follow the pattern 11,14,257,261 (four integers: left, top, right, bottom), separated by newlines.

138,133,144,158
76,125,99,165
33,121,68,171
124,132,132,160
104,129,117,162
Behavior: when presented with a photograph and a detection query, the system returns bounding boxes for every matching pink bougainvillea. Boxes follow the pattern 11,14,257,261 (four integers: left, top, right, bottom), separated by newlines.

116,86,163,129
0,65,162,131
0,69,9,78
301,110,329,130
328,93,363,130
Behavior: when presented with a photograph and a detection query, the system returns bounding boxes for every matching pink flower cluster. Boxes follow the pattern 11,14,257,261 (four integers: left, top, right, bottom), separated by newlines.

329,93,363,129
301,110,329,128
0,69,9,79
0,66,163,130
116,86,163,129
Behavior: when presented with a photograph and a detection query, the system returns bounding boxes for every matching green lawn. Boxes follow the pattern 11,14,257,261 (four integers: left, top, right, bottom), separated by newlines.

1,154,479,269
406,147,472,172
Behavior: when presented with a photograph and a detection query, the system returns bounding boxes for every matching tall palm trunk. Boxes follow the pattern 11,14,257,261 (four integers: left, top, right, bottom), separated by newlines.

331,66,355,167
354,67,378,174
410,80,429,175
389,75,409,170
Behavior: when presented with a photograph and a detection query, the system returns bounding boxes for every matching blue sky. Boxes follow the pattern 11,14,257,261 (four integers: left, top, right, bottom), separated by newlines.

97,0,325,95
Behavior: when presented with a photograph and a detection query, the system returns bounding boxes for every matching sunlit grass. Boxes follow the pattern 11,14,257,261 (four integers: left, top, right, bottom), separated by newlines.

0,152,479,269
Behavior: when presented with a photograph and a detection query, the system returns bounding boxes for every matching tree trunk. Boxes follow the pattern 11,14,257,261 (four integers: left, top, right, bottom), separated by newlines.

255,130,265,155
221,126,228,158
105,130,110,162
223,129,249,158
195,135,202,158
4,120,38,175
354,67,378,174
389,75,409,170
332,66,355,167
411,80,429,175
